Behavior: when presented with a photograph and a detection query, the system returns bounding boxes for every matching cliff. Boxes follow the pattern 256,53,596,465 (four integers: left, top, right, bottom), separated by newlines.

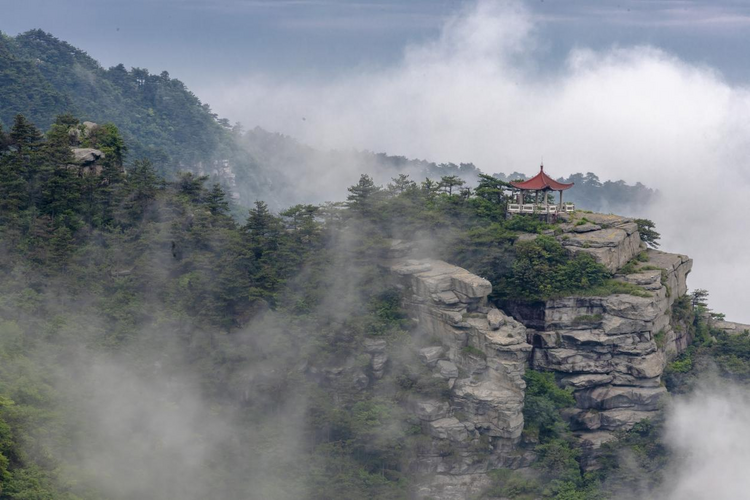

510,214,693,467
385,213,695,497
384,258,533,499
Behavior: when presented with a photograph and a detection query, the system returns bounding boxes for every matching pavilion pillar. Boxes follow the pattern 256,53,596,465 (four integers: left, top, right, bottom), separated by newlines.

559,190,563,212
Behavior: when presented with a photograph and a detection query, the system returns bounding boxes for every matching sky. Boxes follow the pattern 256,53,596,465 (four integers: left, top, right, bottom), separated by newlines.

5,0,750,86
4,0,750,322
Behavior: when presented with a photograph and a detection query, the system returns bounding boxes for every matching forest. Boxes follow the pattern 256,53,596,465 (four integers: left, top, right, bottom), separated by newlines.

0,114,745,499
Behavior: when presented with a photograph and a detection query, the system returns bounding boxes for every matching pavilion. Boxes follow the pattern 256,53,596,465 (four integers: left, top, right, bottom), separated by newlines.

507,164,575,217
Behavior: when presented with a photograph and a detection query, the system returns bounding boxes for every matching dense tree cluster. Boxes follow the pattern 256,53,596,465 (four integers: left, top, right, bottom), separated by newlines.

0,115,729,500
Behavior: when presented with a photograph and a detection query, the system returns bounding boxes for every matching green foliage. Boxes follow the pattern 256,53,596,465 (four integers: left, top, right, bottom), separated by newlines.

617,251,650,275
0,114,679,499
572,314,603,325
437,175,465,195
635,219,660,248
461,346,486,359
506,216,553,234
346,174,382,215
710,331,750,378
665,352,694,374
653,329,666,349
502,237,611,301
0,30,239,182
484,469,539,500
596,419,670,498
523,371,575,441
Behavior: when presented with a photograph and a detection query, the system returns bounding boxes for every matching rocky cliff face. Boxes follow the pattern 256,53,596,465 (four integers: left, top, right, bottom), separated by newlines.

558,213,643,273
384,258,533,499
385,214,695,495
507,215,693,467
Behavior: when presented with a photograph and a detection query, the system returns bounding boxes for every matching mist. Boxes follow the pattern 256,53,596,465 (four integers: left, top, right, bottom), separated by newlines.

659,382,750,500
201,0,750,323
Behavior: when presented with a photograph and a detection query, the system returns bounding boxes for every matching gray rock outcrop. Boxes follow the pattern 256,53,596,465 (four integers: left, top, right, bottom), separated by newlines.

558,213,642,273
384,257,533,498
72,148,105,165
68,147,106,176
506,246,692,467
714,320,750,335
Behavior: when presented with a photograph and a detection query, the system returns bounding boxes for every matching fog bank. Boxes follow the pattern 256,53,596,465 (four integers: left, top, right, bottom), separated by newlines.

202,0,750,322
660,383,750,500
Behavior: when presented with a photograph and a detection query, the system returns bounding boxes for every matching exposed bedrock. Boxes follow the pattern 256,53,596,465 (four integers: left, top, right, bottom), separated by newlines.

557,213,642,273
385,220,694,490
505,245,692,468
384,258,533,498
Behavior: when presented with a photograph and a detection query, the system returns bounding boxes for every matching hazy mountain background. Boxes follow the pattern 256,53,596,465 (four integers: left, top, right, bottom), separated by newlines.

0,29,656,214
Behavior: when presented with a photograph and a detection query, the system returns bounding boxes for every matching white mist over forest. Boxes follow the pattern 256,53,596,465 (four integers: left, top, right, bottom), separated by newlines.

660,383,750,500
204,0,750,325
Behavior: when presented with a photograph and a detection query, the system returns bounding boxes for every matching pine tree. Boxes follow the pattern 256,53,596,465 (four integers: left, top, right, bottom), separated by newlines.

0,116,43,216
206,183,230,216
635,219,660,248
438,175,465,195
475,174,511,205
9,114,43,154
0,123,8,150
177,172,208,203
121,159,160,223
387,174,416,195
245,201,273,239
346,174,380,213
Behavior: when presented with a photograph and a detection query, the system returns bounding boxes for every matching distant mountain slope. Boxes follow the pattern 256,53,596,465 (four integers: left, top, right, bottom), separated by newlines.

239,126,483,205
0,30,481,208
0,30,238,171
0,32,72,126
0,30,658,214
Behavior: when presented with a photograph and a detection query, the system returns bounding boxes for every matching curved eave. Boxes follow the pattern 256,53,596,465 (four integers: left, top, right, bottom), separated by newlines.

510,174,574,191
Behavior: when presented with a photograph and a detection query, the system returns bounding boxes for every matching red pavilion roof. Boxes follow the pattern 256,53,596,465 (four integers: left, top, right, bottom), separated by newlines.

510,165,574,191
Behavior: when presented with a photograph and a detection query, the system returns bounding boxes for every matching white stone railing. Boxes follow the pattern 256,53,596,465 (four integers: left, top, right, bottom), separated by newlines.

508,203,575,214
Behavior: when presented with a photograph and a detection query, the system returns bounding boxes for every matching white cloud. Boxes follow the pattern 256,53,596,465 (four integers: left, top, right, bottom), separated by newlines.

660,384,750,499
205,0,750,322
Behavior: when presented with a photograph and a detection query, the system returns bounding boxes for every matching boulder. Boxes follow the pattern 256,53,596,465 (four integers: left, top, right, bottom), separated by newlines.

560,373,613,389
364,339,387,353
371,352,388,372
419,346,444,366
437,360,459,379
71,148,105,165
487,308,504,330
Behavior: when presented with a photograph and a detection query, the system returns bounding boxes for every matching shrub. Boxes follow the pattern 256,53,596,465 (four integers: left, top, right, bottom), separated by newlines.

523,371,575,440
503,237,610,301
506,216,553,234
654,330,666,349
461,345,486,359
572,314,603,325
